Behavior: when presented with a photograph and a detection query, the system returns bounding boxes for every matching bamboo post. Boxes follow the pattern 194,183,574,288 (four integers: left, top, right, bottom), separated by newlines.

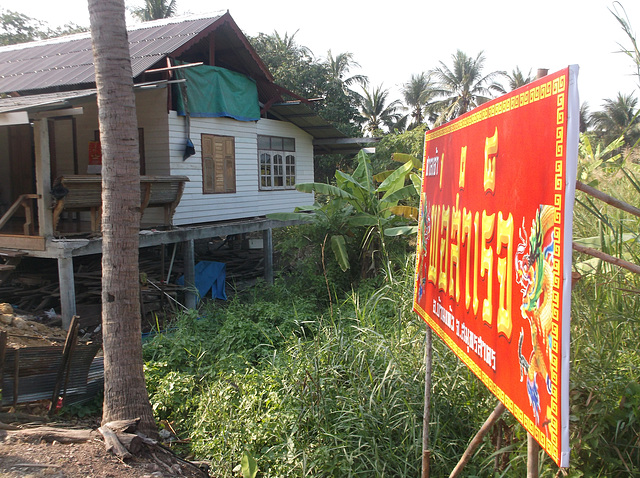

527,433,540,477
573,242,640,275
449,402,506,478
576,180,640,218
421,327,433,478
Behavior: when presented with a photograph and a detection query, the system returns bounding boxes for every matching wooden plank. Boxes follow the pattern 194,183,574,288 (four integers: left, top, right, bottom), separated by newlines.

0,235,46,251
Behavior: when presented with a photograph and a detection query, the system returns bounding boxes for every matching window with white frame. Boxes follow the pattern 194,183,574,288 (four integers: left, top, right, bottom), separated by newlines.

258,135,296,190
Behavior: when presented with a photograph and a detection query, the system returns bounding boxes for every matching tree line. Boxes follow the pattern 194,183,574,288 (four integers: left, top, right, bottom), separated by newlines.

2,1,638,153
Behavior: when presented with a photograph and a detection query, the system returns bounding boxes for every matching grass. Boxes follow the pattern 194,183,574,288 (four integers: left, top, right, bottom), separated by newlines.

139,145,640,477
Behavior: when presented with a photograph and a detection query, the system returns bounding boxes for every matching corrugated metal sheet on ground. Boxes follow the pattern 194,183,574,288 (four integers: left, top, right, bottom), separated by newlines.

1,344,101,406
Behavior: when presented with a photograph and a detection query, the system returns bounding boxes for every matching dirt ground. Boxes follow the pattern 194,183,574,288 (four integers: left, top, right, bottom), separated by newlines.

0,428,209,478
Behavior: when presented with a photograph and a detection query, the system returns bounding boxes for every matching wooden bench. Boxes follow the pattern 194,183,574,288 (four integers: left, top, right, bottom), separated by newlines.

52,175,189,233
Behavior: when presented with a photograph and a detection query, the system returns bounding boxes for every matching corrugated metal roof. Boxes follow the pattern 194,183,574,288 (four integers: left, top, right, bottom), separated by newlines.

269,101,377,155
0,14,224,94
0,89,96,115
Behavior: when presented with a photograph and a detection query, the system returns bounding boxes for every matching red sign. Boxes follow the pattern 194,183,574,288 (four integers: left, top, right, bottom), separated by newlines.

88,140,102,174
413,66,578,467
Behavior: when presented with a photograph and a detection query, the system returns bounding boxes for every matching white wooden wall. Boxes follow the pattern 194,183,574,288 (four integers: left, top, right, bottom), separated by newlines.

40,86,315,228
169,111,315,226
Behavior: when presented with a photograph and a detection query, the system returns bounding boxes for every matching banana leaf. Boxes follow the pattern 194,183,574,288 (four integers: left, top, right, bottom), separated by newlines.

382,185,417,204
377,160,413,194
388,205,419,221
330,235,350,271
373,170,393,182
352,150,374,191
347,213,379,227
385,225,418,236
392,152,422,169
335,170,370,208
410,172,422,195
295,182,357,200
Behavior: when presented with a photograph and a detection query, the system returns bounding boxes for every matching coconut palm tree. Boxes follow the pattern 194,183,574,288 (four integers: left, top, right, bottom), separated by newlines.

358,85,403,135
505,66,533,90
88,0,157,436
130,0,177,22
401,72,436,129
430,50,506,125
580,102,592,133
611,2,640,88
591,92,640,147
325,50,368,91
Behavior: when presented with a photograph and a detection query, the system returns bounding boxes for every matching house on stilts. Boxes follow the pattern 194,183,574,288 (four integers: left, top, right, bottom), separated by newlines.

0,11,372,328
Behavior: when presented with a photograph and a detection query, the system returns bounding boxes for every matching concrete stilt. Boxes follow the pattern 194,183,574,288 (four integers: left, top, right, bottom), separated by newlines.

183,239,196,309
57,256,76,330
263,228,273,285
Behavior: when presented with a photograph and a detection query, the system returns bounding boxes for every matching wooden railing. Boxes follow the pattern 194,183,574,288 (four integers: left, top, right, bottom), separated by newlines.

0,194,39,236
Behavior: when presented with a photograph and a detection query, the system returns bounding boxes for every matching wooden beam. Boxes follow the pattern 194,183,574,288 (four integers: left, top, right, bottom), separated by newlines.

0,111,29,126
30,108,83,120
144,62,203,74
0,234,45,251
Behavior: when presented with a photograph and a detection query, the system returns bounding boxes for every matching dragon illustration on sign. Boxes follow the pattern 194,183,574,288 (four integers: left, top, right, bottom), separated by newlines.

515,204,555,428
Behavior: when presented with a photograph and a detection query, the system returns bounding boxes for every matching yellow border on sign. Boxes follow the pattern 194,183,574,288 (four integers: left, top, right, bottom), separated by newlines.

425,75,566,142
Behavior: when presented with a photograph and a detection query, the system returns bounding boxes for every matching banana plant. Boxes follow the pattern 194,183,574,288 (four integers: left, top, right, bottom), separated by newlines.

270,150,420,278
577,132,624,186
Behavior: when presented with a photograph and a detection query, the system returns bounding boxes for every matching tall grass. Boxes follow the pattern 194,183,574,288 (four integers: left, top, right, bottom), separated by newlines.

143,260,503,476
141,151,640,476
568,152,640,476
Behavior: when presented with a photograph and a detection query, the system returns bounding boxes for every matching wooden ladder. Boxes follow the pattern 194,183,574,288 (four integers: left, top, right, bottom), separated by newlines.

0,249,25,286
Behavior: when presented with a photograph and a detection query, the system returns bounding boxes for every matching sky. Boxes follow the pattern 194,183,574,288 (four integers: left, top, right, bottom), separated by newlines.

7,0,640,112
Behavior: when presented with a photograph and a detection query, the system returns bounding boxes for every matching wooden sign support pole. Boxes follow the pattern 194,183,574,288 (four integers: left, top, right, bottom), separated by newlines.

421,328,433,478
449,402,506,478
528,433,540,477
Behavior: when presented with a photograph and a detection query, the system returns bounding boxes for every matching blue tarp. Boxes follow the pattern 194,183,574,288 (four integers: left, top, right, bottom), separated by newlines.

177,261,227,301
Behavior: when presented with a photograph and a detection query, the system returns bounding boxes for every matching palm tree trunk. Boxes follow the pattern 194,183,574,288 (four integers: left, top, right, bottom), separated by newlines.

88,0,156,436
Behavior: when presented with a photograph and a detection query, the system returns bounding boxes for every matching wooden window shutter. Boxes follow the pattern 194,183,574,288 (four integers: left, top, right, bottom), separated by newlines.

201,134,215,193
201,134,235,193
223,136,235,192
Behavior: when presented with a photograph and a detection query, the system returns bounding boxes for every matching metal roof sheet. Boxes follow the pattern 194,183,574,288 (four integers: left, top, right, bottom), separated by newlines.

0,89,96,115
0,14,223,94
269,102,377,155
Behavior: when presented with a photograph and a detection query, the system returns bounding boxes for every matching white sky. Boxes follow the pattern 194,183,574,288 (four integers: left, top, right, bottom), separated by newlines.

7,0,640,111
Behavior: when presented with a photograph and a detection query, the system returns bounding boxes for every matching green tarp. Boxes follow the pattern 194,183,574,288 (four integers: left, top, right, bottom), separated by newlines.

174,63,260,122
